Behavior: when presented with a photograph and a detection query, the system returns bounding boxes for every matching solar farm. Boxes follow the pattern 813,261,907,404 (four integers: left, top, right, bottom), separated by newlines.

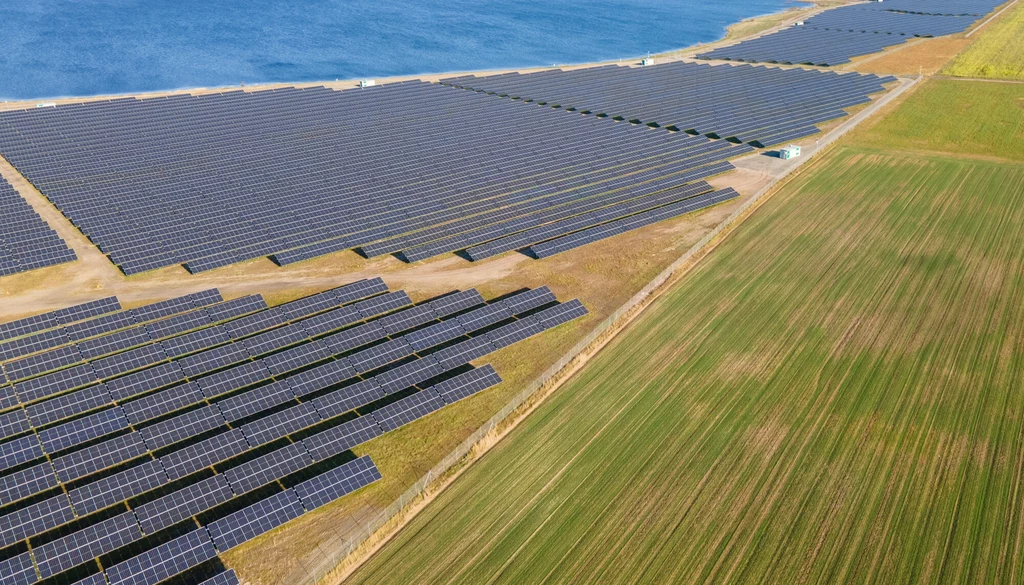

698,0,1006,65
0,278,587,585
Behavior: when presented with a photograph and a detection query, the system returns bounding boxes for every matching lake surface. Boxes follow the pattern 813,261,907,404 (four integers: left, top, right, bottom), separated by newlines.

0,0,802,100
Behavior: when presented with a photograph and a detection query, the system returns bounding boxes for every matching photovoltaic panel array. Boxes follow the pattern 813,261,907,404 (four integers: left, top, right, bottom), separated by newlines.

697,0,1004,66
442,61,894,147
0,81,745,274
0,281,587,584
0,174,75,276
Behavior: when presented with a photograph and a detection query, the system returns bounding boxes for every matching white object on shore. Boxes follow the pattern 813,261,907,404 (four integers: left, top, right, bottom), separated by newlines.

641,57,655,67
360,79,376,88
795,21,805,26
780,145,802,159
36,102,57,108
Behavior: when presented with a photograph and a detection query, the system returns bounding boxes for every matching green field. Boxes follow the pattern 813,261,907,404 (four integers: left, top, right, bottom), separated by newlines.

853,79,1024,163
944,0,1024,80
348,85,1024,582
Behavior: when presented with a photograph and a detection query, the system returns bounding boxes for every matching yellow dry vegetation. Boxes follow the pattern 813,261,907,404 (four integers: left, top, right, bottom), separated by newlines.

944,0,1024,80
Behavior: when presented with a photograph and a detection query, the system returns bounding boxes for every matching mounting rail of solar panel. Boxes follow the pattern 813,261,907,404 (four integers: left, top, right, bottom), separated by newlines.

0,174,75,276
696,27,912,66
0,284,587,584
442,61,895,147
0,80,736,275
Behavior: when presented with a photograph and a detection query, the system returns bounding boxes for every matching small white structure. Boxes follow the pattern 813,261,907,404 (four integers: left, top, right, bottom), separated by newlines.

359,79,376,88
795,21,805,26
780,145,802,160
36,102,57,108
641,57,655,67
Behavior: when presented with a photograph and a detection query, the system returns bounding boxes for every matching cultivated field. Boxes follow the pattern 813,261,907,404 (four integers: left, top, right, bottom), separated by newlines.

346,80,1024,583
853,78,1024,163
944,0,1024,80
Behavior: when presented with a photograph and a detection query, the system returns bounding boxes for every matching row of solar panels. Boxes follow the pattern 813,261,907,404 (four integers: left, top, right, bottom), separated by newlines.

0,281,589,585
697,0,1003,65
0,175,75,276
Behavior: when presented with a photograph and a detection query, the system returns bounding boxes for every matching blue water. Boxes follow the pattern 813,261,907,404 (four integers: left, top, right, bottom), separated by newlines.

0,0,802,100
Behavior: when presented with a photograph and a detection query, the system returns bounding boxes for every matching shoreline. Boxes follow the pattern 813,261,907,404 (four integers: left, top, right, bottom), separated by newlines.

0,2,822,110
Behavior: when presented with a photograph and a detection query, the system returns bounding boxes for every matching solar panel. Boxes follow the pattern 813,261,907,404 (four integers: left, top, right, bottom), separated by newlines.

240,402,322,447
105,362,185,402
222,306,290,338
139,405,226,450
0,493,76,548
206,489,304,551
292,455,381,510
261,340,334,375
501,286,557,315
77,326,153,360
55,297,121,325
90,343,169,379
371,389,447,432
373,356,446,395
432,365,503,404
320,322,386,354
70,573,108,585
144,309,213,340
198,570,239,585
5,344,84,381
223,441,314,494
310,379,385,419
194,361,272,399
0,311,59,344
159,428,250,481
0,552,37,585
157,326,231,360
346,338,414,372
205,295,268,323
330,277,389,304
485,317,546,349
39,407,129,453
532,299,588,328
454,303,514,332
0,327,68,362
301,416,383,462
130,291,208,323
285,360,358,397
51,431,148,482
215,380,296,423
428,336,497,370
68,459,169,515
64,311,137,342
121,381,206,425
0,434,44,472
15,363,98,403
375,304,438,336
404,319,468,352
241,323,308,356
134,474,234,534
0,407,30,440
177,344,252,378
0,461,59,505
26,383,112,427
34,511,143,579
104,528,217,585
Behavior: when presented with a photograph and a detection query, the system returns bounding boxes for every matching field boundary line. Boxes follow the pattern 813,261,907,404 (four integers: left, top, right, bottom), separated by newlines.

966,0,1018,37
284,75,919,585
